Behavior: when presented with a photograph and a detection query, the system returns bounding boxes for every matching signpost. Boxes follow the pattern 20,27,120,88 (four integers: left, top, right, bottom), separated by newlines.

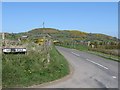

2,48,27,54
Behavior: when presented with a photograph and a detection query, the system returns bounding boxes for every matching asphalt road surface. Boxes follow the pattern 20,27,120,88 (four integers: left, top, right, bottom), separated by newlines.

30,46,119,88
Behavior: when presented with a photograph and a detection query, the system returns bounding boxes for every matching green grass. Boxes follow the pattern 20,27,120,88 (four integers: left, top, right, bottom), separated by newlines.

2,46,69,88
58,44,120,62
88,51,120,62
58,44,88,51
0,54,1,88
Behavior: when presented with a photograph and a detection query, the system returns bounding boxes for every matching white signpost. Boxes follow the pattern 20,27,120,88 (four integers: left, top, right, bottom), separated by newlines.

2,48,27,54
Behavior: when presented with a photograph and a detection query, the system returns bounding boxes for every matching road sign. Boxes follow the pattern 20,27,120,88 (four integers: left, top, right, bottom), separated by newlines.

2,48,27,54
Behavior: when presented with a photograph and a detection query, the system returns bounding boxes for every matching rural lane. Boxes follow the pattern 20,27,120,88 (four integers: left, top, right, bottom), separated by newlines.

30,46,119,88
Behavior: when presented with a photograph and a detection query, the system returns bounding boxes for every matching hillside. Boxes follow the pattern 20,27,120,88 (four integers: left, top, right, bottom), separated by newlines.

2,28,118,43
28,28,117,42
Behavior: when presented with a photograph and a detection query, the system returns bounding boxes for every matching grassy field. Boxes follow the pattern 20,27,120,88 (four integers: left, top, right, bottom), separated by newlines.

58,44,88,51
2,44,69,88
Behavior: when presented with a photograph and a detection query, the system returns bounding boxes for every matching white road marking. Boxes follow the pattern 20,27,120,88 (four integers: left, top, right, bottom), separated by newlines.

71,52,108,70
112,76,117,79
71,52,80,57
71,52,118,80
86,59,109,70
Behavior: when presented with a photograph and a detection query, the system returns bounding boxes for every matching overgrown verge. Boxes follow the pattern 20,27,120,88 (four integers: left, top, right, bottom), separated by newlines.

88,48,120,62
57,44,120,62
2,45,69,88
88,51,120,62
88,48,120,57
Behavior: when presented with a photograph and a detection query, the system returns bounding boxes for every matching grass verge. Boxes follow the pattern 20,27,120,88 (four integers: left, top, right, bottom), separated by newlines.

88,51,120,62
58,44,120,62
58,44,88,51
2,46,69,88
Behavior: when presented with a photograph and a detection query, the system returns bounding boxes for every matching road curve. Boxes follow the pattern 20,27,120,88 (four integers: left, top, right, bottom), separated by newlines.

30,46,118,88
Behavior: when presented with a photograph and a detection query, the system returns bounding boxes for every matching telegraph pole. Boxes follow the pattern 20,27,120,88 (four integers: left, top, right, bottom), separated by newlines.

42,22,50,63
2,32,5,47
2,32,4,40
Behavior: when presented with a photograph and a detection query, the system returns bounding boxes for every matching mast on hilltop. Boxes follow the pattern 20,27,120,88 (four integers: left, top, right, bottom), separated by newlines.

43,22,45,28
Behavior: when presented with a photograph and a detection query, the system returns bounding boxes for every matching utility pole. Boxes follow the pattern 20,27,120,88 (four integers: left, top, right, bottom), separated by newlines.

2,32,5,47
2,32,5,40
42,22,50,63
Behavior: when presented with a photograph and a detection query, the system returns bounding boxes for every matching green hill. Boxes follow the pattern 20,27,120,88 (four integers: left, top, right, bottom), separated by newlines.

2,28,118,43
27,28,118,42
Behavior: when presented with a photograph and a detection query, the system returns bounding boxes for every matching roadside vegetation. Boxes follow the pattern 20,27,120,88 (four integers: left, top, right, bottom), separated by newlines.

55,40,120,62
0,54,1,89
2,42,69,88
58,43,88,51
0,53,1,86
88,51,120,62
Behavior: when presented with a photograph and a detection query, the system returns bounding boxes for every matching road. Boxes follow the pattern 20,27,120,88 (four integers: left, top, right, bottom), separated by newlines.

30,46,119,88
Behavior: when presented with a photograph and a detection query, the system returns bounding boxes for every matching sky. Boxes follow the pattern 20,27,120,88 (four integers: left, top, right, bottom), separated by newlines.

2,2,118,37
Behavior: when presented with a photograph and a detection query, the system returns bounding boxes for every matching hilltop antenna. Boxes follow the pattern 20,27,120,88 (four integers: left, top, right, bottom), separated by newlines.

43,22,45,28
